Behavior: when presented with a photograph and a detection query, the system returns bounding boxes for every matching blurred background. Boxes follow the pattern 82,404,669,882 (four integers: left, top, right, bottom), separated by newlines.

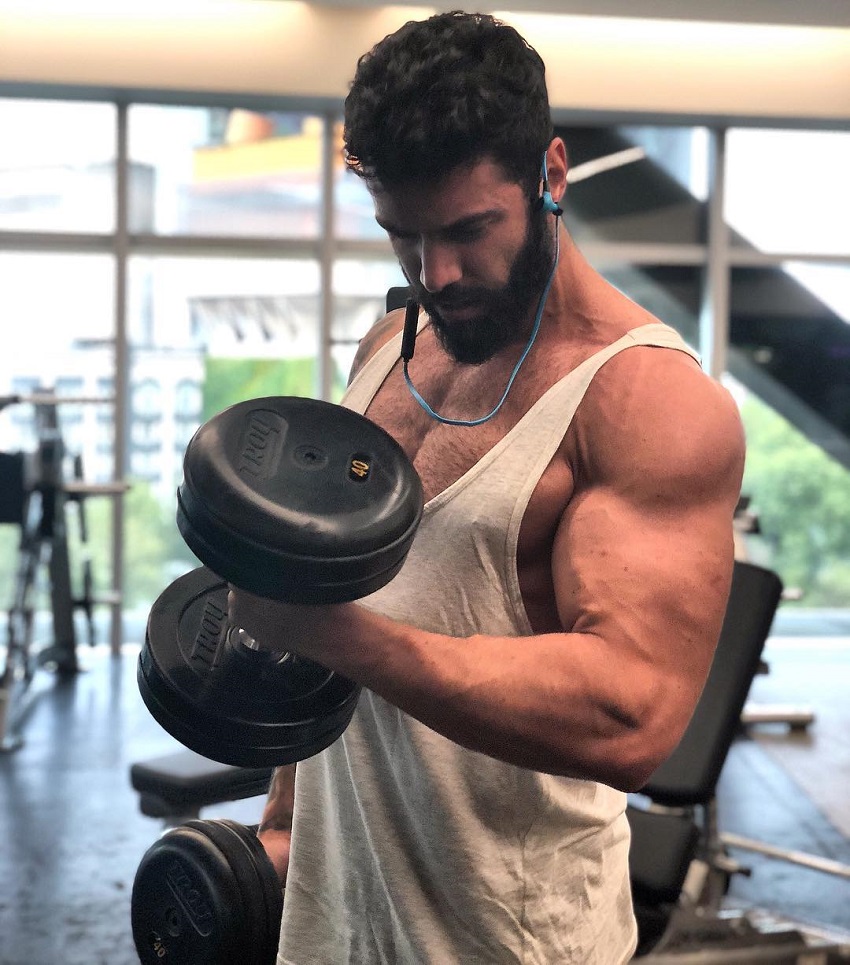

0,2,848,962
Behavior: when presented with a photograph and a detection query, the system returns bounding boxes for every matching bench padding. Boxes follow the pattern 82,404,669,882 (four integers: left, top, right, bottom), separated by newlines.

130,750,274,819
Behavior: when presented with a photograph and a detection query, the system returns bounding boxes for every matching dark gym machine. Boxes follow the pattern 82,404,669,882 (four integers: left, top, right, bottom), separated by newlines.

733,495,816,733
0,391,127,751
629,560,850,963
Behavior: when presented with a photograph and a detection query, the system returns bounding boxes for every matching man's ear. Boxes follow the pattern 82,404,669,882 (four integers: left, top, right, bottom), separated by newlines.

545,137,568,209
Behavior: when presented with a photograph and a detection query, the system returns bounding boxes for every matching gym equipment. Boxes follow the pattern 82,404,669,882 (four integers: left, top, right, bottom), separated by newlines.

131,749,274,826
733,495,815,733
0,391,126,751
138,396,423,767
630,560,850,962
132,818,283,965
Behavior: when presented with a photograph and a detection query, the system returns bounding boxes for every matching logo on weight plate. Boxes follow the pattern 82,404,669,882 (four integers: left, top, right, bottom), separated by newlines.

191,599,226,666
238,412,284,479
166,860,214,935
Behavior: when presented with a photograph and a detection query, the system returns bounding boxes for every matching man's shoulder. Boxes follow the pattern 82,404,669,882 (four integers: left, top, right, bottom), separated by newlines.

584,324,706,399
348,308,407,383
553,317,702,405
570,331,745,488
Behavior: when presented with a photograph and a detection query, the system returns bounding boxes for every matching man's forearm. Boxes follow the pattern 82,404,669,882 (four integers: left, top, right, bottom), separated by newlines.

259,763,296,833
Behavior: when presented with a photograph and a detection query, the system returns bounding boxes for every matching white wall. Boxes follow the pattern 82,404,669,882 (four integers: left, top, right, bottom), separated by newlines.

0,1,849,125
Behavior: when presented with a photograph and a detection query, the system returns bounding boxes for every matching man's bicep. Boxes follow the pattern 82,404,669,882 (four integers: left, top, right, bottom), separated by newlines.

555,375,745,649
551,464,740,720
556,483,732,630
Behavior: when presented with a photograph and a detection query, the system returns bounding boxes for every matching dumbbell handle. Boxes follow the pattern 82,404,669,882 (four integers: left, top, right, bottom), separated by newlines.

226,624,291,664
179,569,304,679
210,609,305,688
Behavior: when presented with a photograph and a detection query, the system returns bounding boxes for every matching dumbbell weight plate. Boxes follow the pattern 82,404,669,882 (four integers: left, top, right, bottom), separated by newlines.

140,397,423,766
131,819,283,965
139,566,361,767
176,396,424,603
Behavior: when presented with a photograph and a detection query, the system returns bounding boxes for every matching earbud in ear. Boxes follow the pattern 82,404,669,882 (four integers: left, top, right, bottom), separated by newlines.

541,189,562,216
540,152,563,217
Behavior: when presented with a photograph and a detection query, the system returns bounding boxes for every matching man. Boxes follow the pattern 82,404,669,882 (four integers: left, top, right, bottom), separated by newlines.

229,11,745,963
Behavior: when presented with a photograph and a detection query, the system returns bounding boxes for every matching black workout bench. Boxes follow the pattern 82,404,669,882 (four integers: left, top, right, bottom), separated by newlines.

130,749,274,826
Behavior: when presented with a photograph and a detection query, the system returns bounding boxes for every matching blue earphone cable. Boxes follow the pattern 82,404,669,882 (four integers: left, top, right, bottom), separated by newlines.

402,223,560,427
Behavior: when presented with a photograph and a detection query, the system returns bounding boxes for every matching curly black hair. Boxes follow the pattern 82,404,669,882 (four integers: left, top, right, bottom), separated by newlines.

343,11,552,197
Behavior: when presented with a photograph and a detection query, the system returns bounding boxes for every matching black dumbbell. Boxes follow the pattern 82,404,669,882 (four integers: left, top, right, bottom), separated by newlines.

132,819,283,965
138,396,423,767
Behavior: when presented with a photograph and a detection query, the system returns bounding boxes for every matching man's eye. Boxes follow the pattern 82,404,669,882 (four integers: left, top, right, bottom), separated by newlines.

388,229,417,244
384,224,484,245
449,225,485,243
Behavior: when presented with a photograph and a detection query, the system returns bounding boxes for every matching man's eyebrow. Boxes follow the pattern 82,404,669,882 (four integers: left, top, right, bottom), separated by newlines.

376,209,504,236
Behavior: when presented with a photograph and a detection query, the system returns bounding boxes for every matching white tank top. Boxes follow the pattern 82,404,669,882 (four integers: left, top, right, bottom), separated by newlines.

277,322,699,965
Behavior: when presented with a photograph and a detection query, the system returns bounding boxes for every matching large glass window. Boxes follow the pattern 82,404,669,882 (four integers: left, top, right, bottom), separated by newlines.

784,262,850,323
119,253,320,607
0,252,115,473
726,129,850,256
0,252,116,638
128,106,323,237
559,125,706,247
729,261,850,455
619,125,710,201
2,95,849,625
724,132,850,608
0,99,116,233
734,380,850,606
330,257,406,397
127,254,321,500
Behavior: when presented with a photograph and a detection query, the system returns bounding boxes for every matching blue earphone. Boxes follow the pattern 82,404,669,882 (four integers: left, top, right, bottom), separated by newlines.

540,153,563,216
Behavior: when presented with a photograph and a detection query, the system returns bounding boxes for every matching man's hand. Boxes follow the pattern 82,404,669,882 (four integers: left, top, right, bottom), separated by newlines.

257,764,297,888
257,827,291,887
226,588,352,662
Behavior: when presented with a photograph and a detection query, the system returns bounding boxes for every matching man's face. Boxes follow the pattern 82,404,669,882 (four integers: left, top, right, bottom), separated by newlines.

370,159,554,365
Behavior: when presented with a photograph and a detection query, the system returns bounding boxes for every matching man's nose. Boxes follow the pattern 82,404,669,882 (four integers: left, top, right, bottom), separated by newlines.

419,239,462,293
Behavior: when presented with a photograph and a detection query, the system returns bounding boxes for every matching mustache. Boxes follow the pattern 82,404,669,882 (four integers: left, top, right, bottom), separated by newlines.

419,286,493,312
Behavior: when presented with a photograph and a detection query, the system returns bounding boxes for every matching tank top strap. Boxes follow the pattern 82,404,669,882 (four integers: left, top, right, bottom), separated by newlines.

530,321,698,419
496,321,700,475
624,322,700,361
341,313,428,415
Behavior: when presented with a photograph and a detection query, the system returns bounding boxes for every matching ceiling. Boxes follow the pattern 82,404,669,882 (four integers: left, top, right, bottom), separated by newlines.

308,0,850,29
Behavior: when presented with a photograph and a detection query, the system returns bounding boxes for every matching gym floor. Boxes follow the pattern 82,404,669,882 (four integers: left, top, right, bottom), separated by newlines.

0,614,849,965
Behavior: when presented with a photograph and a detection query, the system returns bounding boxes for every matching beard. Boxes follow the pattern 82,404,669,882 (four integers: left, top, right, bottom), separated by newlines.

410,209,555,365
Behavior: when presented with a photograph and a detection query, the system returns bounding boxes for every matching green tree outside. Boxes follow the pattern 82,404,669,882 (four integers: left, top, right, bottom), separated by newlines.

202,356,317,421
739,392,850,606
